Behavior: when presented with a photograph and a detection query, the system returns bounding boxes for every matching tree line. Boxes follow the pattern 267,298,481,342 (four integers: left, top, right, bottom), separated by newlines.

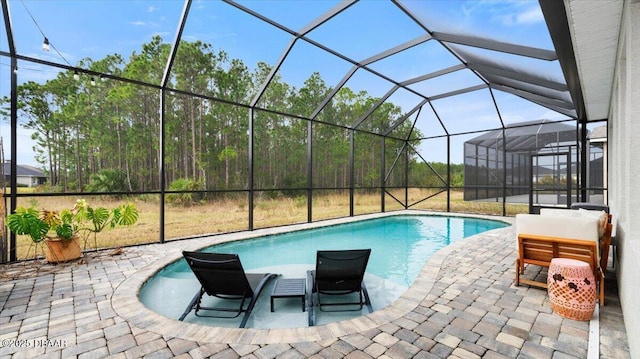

3,36,454,197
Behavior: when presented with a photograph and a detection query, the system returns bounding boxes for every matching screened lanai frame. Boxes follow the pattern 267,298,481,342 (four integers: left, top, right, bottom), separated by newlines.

461,119,608,209
1,0,602,262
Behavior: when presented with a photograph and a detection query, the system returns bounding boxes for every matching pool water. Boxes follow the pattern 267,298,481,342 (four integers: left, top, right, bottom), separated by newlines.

139,215,508,328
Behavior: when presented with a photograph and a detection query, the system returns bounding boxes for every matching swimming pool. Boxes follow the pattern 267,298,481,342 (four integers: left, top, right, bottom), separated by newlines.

139,214,508,328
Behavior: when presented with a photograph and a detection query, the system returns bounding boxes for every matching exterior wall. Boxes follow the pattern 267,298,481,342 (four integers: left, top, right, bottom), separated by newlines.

10,176,42,187
16,176,33,187
609,1,640,357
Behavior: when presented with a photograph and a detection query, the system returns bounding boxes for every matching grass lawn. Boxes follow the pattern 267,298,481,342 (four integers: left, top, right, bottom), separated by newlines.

2,188,526,260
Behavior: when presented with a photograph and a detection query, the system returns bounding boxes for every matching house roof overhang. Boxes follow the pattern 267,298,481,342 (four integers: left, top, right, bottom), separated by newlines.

541,0,624,122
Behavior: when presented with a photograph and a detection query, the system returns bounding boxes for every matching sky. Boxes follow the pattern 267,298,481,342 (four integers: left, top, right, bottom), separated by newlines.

0,0,570,167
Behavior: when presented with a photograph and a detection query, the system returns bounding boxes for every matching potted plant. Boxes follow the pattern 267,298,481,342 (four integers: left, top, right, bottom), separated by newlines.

6,199,139,263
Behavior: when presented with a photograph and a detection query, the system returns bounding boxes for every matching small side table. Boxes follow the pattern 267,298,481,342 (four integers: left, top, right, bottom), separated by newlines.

547,258,596,321
270,278,306,312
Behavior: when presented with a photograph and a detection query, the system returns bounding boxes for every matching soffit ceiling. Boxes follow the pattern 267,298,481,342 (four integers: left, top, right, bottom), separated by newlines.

564,0,624,122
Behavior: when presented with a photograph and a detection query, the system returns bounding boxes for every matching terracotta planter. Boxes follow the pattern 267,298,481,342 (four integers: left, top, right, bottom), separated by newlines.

44,237,83,263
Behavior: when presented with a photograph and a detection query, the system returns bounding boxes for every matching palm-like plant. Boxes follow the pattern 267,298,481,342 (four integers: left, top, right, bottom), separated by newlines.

6,199,139,249
6,207,50,243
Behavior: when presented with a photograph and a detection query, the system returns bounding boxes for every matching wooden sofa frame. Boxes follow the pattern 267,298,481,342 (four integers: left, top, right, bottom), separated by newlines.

515,215,612,306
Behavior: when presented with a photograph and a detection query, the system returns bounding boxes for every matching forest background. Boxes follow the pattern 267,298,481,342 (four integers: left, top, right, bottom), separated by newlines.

2,36,480,259
2,35,463,196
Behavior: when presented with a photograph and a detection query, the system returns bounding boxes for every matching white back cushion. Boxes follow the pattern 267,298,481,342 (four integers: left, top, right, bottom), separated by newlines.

516,213,599,242
539,208,581,218
539,208,607,237
577,209,608,237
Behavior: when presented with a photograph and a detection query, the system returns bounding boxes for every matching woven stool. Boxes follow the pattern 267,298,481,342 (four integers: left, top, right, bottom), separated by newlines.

547,258,596,321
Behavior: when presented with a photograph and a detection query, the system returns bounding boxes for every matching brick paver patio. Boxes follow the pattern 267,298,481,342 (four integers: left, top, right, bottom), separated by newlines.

0,212,630,358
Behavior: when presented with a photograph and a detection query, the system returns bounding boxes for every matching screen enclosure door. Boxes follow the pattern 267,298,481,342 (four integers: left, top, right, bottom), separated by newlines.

529,152,573,213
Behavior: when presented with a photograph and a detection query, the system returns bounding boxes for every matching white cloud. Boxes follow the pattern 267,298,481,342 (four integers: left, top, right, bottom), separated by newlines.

495,5,544,27
150,31,171,41
496,14,515,27
517,6,544,25
130,21,146,26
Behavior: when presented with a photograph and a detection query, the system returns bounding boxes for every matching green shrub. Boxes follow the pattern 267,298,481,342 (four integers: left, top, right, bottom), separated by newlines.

167,178,203,206
85,169,133,194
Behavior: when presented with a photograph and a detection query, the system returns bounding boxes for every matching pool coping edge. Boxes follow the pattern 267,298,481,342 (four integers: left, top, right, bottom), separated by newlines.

111,210,514,345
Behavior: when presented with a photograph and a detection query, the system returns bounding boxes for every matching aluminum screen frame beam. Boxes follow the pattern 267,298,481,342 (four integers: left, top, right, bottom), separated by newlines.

484,76,573,108
158,0,192,243
466,62,568,92
400,64,467,86
491,84,577,118
360,33,432,66
431,31,558,61
2,0,18,262
539,0,586,121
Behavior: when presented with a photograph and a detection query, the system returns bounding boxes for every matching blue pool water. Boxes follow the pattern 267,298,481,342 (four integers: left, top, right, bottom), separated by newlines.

139,215,508,328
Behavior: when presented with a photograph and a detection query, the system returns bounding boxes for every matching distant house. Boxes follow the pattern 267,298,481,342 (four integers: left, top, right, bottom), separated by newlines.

2,162,47,187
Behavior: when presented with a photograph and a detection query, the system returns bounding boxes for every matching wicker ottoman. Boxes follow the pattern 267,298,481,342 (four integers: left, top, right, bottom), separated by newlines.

547,258,597,321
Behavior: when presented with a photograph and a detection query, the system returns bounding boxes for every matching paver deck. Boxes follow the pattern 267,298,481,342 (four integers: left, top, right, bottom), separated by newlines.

0,211,630,358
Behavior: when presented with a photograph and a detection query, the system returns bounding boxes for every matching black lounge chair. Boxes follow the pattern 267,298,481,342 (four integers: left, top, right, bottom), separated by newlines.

306,249,373,326
179,251,278,328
